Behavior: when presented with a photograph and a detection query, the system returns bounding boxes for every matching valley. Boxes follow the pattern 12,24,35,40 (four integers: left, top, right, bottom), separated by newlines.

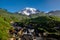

0,8,60,40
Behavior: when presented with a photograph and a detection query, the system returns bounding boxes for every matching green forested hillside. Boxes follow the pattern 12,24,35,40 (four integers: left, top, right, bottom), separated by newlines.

24,16,60,35
0,9,60,40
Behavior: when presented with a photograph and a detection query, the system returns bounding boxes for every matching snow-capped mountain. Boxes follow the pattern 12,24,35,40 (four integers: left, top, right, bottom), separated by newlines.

18,7,40,15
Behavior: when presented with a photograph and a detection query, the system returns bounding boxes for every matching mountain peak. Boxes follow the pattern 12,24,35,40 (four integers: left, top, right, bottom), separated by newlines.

18,7,40,15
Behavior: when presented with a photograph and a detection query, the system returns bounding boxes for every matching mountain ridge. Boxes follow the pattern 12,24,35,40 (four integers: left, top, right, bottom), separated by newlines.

18,7,40,15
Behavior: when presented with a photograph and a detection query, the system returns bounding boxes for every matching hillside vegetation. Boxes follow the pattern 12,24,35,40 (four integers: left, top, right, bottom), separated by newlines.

0,9,28,40
24,16,60,34
0,8,60,40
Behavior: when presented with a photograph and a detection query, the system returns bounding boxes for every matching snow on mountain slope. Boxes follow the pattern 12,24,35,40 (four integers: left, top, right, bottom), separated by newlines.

18,7,40,15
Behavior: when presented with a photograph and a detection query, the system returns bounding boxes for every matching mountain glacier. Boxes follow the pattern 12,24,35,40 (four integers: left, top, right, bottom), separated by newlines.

18,7,40,15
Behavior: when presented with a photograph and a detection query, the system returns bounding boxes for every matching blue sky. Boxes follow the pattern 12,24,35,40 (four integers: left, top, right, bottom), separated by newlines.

0,0,60,12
